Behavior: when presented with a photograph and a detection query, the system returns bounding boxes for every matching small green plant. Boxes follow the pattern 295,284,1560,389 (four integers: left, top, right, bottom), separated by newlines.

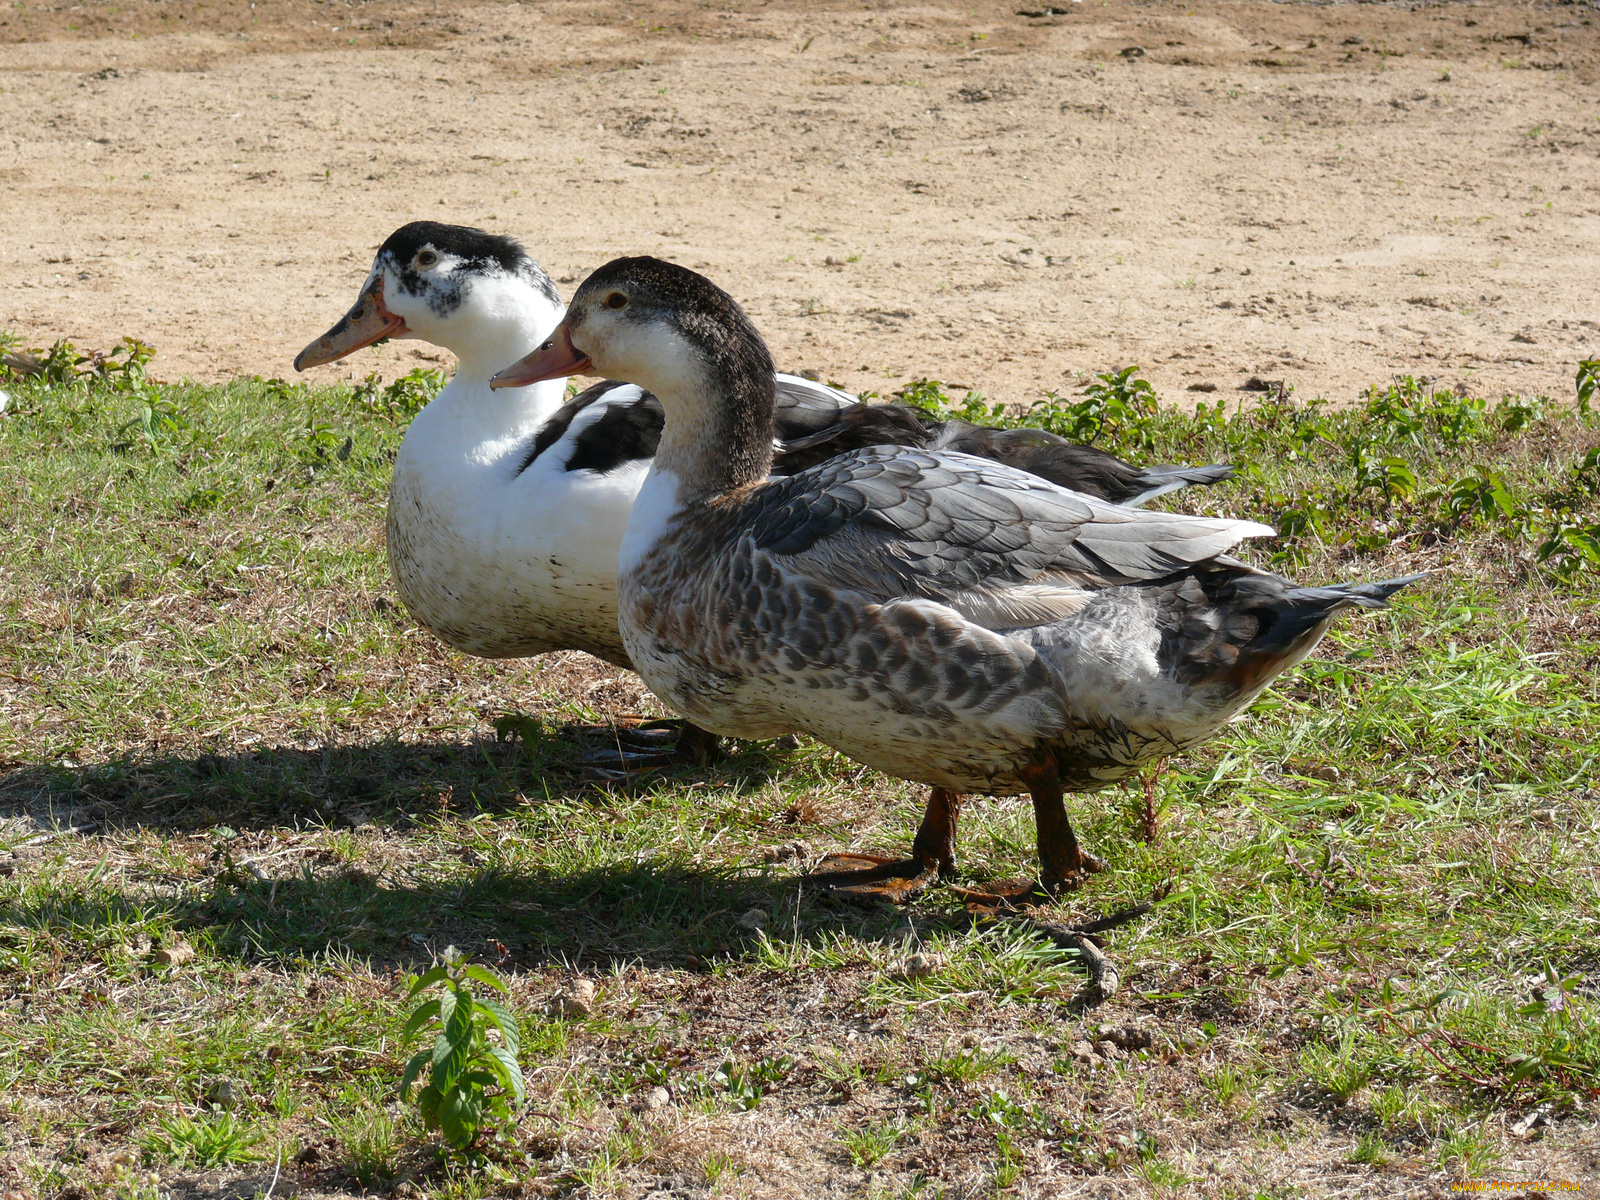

90,336,158,394
917,1044,1008,1084
1495,394,1546,433
39,338,91,385
355,366,447,421
1300,1035,1373,1103
1445,466,1517,523
1577,357,1598,416
1036,364,1159,450
400,949,525,1151
1350,443,1418,504
1370,1083,1412,1128
702,1150,741,1183
300,411,351,463
895,377,955,414
969,1087,1049,1132
1134,1151,1193,1191
1349,1131,1391,1165
1202,1063,1251,1108
992,1126,1024,1187
335,1108,399,1188
838,1118,906,1167
709,1059,764,1110
116,397,189,450
1361,968,1600,1100
1436,1126,1500,1176
138,1110,264,1167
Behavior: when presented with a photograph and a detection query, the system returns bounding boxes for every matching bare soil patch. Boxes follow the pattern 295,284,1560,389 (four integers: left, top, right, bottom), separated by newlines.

3,0,1598,406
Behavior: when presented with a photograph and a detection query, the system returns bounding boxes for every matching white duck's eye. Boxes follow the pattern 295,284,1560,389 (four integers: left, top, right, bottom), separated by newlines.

415,250,438,268
603,292,628,310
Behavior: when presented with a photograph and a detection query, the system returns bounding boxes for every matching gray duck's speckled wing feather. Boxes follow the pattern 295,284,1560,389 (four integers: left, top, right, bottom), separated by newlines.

742,446,1270,624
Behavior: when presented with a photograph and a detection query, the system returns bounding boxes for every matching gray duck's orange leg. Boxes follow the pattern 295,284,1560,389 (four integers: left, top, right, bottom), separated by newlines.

952,759,1105,910
809,788,962,903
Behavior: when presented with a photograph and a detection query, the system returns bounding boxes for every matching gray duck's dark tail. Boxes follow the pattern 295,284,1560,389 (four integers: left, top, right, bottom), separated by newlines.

1122,462,1235,506
1240,571,1429,655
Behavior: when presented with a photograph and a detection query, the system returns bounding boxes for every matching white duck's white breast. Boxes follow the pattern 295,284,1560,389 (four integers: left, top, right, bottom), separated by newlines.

387,381,648,665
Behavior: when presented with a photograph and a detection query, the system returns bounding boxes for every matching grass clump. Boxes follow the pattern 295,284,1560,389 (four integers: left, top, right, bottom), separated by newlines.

837,1117,909,1167
138,1109,264,1167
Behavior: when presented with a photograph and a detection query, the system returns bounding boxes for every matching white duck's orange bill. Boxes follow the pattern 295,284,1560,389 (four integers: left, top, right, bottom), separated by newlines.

294,278,408,370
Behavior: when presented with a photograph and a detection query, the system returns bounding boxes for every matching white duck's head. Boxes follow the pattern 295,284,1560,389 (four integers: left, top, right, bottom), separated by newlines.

490,256,777,491
294,221,566,379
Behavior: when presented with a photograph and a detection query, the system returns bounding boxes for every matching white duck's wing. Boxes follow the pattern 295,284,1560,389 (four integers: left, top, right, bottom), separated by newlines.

516,373,855,478
772,373,857,436
740,447,1272,630
514,380,665,476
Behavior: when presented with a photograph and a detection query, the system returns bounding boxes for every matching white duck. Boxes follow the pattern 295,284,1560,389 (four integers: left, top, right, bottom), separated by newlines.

295,222,1238,770
492,257,1423,903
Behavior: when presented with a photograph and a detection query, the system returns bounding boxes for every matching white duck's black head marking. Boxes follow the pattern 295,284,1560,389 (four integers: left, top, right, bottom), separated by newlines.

377,221,560,317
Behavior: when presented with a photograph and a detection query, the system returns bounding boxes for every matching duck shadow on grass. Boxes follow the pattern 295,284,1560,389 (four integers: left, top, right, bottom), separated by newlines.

1,848,946,974
0,730,951,972
0,724,790,837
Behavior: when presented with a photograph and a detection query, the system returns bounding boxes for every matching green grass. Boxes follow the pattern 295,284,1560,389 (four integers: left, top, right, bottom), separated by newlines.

1,353,1598,1194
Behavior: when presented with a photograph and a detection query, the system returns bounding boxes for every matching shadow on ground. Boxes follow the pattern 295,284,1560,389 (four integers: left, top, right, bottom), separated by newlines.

0,721,789,835
0,727,958,973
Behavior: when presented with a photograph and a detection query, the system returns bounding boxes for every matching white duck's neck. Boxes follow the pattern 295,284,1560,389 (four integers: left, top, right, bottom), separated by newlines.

409,274,571,436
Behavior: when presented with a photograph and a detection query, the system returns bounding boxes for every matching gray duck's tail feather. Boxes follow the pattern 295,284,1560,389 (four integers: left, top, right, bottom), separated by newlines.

1244,571,1428,653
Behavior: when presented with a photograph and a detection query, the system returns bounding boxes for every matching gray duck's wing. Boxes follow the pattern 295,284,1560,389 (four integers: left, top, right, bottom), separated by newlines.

927,420,1235,507
742,446,1273,630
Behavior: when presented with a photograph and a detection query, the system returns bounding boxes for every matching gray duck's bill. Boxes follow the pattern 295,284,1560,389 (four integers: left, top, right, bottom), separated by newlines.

490,324,593,390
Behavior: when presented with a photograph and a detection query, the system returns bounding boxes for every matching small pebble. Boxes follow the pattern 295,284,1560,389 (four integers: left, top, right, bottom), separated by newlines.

897,952,945,979
151,940,195,967
737,907,769,932
640,1086,671,1112
548,977,597,1018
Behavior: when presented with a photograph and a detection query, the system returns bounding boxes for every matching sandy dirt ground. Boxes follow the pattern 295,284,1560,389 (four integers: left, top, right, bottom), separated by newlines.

2,0,1598,408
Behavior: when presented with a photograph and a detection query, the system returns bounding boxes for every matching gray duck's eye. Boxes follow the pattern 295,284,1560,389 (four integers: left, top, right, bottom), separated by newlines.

415,250,439,269
603,292,628,310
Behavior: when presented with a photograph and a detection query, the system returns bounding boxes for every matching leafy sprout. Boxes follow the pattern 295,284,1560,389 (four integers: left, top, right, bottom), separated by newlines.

400,948,526,1152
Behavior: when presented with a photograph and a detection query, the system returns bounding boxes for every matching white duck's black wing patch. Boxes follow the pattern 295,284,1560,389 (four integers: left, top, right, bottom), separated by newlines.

515,380,664,476
743,446,1270,616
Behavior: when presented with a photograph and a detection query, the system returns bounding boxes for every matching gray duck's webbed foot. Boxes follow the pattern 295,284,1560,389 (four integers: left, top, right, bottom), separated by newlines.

807,788,962,904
